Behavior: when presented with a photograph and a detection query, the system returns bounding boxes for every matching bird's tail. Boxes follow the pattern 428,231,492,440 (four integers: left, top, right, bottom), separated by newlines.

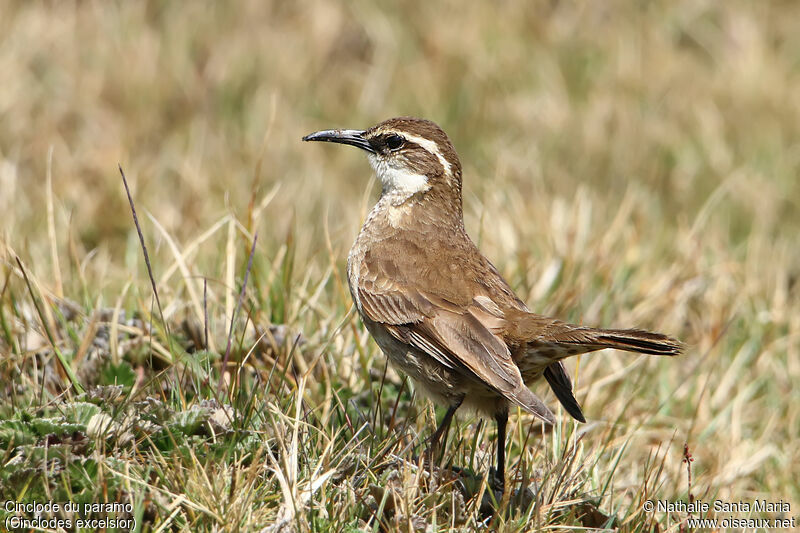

575,327,683,356
508,312,682,421
508,310,682,357
533,326,681,423
521,316,683,357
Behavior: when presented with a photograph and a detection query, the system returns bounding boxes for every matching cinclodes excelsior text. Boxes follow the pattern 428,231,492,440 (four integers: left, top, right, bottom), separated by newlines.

303,117,682,489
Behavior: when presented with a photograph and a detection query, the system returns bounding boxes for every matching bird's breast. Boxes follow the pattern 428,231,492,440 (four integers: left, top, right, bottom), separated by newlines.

347,197,407,290
346,237,366,314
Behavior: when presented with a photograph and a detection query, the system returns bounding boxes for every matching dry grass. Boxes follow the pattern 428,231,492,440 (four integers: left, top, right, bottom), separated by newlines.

1,1,798,531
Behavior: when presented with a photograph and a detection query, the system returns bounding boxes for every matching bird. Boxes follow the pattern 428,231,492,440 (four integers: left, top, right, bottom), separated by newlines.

303,117,682,490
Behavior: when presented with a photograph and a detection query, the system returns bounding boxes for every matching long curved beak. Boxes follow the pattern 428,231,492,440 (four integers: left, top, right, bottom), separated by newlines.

302,129,374,153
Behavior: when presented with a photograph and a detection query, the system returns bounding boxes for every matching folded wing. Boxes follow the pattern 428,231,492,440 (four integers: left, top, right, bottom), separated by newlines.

358,284,555,424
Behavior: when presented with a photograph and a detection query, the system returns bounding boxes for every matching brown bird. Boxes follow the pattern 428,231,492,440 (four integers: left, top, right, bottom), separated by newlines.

303,117,681,489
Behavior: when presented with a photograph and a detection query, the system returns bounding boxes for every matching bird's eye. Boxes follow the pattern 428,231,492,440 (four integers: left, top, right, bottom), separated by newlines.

385,134,404,150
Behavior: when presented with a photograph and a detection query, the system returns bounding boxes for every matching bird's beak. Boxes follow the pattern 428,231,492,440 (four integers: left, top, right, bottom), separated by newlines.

302,129,375,153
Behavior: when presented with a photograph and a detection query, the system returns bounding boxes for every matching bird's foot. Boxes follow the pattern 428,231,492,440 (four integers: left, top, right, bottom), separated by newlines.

475,467,505,515
478,468,539,517
487,466,505,494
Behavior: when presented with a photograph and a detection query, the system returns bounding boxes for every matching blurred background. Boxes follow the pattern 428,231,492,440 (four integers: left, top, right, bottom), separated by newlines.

2,0,798,516
4,1,798,256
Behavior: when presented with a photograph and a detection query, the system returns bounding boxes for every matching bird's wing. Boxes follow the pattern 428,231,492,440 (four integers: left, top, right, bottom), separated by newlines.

358,283,555,424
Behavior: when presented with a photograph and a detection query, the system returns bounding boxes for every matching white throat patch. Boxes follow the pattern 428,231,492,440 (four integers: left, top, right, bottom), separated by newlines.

367,153,430,201
365,130,454,203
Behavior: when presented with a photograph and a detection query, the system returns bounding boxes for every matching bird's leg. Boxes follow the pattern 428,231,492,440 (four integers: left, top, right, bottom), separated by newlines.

425,397,463,463
494,410,508,492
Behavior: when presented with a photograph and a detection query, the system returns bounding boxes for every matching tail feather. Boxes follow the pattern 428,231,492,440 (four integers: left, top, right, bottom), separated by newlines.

511,312,682,358
540,324,682,357
543,363,586,422
514,314,681,424
593,329,683,356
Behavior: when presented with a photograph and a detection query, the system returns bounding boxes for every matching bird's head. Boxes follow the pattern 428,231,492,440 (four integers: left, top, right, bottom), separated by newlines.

303,117,462,203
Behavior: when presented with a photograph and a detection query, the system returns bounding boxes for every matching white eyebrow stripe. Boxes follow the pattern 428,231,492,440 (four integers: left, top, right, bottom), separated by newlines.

401,132,452,175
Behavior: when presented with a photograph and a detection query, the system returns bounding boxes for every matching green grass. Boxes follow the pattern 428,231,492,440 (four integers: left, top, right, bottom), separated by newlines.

1,1,799,531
